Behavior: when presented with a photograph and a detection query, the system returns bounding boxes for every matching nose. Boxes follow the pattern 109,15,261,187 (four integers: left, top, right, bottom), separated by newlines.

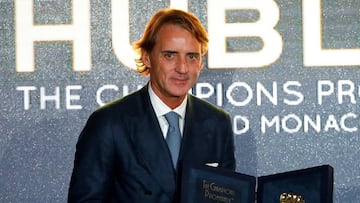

175,56,188,73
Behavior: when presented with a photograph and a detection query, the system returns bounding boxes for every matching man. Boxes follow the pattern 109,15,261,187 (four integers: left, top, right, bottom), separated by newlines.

68,8,235,203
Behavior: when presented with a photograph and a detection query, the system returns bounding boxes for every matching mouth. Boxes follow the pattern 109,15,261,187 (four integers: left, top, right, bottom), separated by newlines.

171,77,189,84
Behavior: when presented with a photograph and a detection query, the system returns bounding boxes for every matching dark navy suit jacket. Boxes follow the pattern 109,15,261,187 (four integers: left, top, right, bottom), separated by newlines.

68,84,235,203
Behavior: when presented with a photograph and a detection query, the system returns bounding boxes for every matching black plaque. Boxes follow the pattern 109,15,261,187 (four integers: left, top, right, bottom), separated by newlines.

179,164,256,203
257,165,334,203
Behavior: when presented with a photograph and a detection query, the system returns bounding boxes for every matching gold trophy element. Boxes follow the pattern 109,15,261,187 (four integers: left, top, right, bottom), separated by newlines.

280,192,305,203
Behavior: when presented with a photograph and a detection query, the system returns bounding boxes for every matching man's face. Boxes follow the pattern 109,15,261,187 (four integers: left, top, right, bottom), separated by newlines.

143,23,203,107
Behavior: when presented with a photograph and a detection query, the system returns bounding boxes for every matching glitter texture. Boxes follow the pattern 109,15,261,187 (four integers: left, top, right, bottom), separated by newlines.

1,0,360,202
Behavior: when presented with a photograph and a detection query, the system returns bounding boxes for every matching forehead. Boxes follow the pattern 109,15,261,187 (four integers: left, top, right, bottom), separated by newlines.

156,24,192,40
155,24,201,52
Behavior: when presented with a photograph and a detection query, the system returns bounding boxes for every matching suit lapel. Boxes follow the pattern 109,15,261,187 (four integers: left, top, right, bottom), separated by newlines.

129,86,176,194
179,95,212,165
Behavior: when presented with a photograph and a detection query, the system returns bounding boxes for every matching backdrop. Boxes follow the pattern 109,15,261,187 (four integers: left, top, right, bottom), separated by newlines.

1,0,360,202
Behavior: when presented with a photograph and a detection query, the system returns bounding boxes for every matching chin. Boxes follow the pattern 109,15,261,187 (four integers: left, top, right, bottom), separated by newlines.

171,84,189,92
170,89,188,97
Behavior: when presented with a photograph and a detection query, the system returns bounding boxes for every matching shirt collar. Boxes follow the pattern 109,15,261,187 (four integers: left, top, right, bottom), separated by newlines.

148,83,187,119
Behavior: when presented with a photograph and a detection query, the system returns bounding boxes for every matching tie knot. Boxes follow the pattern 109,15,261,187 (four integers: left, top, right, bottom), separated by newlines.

165,111,179,127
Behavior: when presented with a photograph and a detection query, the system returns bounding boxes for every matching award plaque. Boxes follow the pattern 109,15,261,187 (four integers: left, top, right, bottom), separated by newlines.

256,165,333,203
179,164,256,203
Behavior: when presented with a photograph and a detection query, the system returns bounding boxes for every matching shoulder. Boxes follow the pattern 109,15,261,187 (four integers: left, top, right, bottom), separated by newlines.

188,94,230,118
90,86,149,121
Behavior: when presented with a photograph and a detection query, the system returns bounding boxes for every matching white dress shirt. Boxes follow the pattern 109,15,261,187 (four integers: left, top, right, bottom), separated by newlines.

148,83,187,138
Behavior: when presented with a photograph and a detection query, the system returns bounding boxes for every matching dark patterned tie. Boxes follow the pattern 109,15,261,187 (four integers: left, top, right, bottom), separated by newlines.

164,111,182,168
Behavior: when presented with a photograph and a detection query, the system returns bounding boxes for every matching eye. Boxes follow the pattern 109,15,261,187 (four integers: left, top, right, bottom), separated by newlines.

188,53,200,61
163,52,175,59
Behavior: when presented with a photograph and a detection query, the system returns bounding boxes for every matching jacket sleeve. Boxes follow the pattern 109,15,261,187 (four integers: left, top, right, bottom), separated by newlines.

68,110,116,202
219,112,236,170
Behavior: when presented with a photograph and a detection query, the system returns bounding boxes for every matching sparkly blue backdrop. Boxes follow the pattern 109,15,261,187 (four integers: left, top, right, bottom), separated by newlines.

1,0,360,202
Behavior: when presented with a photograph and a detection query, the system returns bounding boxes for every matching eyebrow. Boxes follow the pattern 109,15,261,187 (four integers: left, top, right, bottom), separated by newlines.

161,50,178,54
161,50,200,56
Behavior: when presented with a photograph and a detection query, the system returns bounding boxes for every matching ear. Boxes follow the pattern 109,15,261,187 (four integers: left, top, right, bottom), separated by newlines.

142,51,151,68
200,54,205,70
200,63,204,70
